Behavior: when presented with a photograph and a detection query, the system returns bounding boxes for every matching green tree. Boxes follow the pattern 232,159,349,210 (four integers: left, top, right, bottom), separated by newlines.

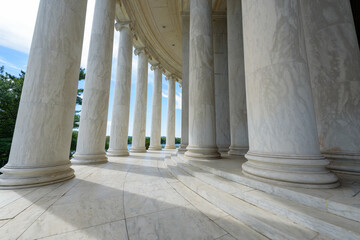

0,66,25,167
70,68,85,157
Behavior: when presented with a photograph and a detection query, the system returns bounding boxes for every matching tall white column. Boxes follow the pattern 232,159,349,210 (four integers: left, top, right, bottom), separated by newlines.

241,0,339,188
300,0,360,174
149,64,163,151
185,0,220,159
107,22,133,157
72,0,115,164
130,48,148,153
0,0,87,189
178,14,190,154
213,17,231,152
165,76,176,149
227,0,249,156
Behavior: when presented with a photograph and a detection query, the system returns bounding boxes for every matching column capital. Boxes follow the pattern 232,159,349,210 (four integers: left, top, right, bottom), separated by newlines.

134,47,147,56
115,21,132,31
165,74,176,82
150,63,164,72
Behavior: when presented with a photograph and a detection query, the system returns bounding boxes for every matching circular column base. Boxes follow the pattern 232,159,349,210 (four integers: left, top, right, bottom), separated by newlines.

107,148,129,157
228,146,248,156
243,151,339,189
0,163,75,189
165,145,176,150
72,152,108,165
148,146,162,151
218,145,230,153
325,152,360,175
185,146,221,159
129,147,147,153
177,145,188,154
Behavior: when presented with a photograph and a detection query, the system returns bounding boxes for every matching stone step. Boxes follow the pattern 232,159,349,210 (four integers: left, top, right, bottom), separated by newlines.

177,154,360,223
165,157,322,240
168,156,360,240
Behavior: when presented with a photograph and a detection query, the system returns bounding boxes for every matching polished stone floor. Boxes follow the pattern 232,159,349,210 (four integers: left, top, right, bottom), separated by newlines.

0,151,265,240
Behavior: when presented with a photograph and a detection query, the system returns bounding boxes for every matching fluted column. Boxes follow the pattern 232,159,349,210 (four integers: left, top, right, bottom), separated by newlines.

130,48,148,153
0,0,87,189
227,0,248,156
149,64,163,151
213,17,230,152
300,0,360,174
165,75,176,149
241,0,339,188
72,0,115,164
107,22,133,157
178,14,190,154
185,0,220,159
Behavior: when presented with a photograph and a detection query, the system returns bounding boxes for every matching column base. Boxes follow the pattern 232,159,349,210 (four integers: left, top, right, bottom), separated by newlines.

185,146,221,159
72,152,108,165
129,147,147,153
148,146,162,151
106,148,129,157
243,151,339,189
165,145,176,150
177,145,188,154
218,145,230,153
324,152,360,175
228,146,248,156
0,162,74,189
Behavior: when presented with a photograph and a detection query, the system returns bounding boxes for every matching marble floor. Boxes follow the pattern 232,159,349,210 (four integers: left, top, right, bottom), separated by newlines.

0,151,266,240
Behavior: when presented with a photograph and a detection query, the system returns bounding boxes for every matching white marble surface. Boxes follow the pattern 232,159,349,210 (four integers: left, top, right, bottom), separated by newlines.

108,23,133,157
0,0,87,188
149,65,163,150
227,0,249,156
241,0,338,187
213,17,230,153
0,151,278,240
165,76,176,149
130,48,149,153
73,0,115,164
300,0,360,174
185,0,220,159
178,14,189,153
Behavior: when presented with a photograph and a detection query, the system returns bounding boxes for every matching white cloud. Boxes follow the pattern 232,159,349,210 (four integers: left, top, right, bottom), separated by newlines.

176,91,182,110
80,0,96,67
162,89,168,98
106,121,111,136
0,58,22,71
0,0,39,53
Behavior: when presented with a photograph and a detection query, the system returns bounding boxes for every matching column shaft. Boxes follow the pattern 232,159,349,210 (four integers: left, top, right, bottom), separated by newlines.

0,0,87,188
107,23,133,156
130,49,148,153
214,17,231,152
149,65,162,150
300,0,360,174
227,0,249,156
185,0,220,159
73,0,115,164
165,76,176,149
241,0,338,188
178,14,190,154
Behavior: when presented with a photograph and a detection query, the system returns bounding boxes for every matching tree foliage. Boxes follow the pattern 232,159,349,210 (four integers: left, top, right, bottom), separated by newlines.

0,66,25,167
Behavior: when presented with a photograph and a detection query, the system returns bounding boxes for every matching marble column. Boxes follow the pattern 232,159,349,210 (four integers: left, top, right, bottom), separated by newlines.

148,64,163,151
178,14,190,154
107,22,133,157
165,76,176,149
72,0,115,164
300,0,360,174
185,0,220,159
213,17,231,152
0,0,87,189
241,0,339,188
130,48,148,153
227,0,249,156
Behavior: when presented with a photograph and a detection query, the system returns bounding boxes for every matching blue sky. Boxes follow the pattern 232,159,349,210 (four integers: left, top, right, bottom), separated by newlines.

0,0,182,137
